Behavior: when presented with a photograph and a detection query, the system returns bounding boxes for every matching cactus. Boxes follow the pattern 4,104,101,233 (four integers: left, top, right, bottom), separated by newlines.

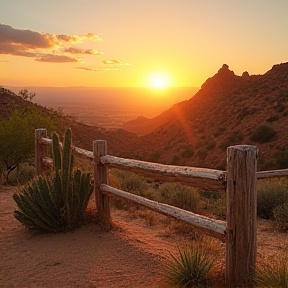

13,128,94,232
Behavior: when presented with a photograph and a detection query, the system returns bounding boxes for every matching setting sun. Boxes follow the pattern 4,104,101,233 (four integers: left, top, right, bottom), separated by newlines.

152,77,166,89
147,72,172,89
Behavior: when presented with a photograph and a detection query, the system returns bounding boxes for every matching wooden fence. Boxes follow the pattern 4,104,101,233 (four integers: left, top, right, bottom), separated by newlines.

35,128,288,288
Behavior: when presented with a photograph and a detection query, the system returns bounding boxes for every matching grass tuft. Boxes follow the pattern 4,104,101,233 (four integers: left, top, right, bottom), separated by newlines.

256,255,288,288
164,242,215,287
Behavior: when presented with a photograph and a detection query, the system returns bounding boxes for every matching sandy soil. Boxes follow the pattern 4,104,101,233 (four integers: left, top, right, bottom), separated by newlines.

0,185,182,288
1,185,287,288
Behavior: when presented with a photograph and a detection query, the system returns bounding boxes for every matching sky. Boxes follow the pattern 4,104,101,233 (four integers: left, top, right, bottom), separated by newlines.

0,0,288,88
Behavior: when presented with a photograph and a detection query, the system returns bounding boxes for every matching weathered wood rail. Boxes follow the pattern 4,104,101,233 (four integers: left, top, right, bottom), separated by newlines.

35,128,288,288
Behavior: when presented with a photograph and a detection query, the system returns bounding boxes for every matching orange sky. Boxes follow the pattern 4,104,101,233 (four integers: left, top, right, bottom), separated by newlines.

1,1,288,88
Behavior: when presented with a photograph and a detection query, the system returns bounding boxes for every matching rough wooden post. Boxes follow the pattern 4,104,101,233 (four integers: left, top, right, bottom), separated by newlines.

35,128,48,175
226,145,258,288
93,140,111,224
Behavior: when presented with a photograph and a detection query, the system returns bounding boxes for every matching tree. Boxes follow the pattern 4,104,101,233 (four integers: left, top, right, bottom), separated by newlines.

18,89,36,101
0,107,58,183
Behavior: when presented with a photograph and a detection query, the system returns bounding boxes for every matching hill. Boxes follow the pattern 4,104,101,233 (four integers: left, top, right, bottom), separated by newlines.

1,62,288,171
129,63,288,170
0,87,138,158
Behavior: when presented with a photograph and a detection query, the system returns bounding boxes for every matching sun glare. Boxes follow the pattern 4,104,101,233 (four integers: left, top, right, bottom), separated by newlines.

152,77,166,89
147,72,171,89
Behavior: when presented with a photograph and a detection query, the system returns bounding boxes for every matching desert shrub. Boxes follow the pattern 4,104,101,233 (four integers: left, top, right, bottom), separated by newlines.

171,155,180,165
164,243,215,287
256,254,288,287
219,131,244,150
200,191,227,220
158,183,201,213
257,180,288,220
196,148,207,160
213,127,226,138
273,202,288,232
110,169,148,196
181,147,194,158
274,102,285,113
266,115,280,123
275,148,288,169
13,128,94,232
150,151,160,162
250,124,276,143
237,106,250,121
205,141,216,151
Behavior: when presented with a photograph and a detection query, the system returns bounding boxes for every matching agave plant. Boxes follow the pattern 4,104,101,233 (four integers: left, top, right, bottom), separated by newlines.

13,128,94,232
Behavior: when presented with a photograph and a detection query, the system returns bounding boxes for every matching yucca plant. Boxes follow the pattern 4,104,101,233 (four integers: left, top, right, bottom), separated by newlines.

13,128,94,232
164,243,215,287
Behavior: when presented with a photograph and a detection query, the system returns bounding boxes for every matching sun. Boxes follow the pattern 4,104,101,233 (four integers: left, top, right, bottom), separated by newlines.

152,77,166,89
147,72,171,89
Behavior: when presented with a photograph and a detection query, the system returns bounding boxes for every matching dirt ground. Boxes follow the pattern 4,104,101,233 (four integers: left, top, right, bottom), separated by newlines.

1,185,287,288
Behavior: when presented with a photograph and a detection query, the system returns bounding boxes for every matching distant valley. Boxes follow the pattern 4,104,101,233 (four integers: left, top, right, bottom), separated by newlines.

7,86,199,129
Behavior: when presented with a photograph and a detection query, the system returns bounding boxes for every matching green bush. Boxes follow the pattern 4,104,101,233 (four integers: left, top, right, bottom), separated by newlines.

200,191,227,220
257,180,288,220
111,169,148,196
158,183,201,213
0,107,58,183
164,243,214,287
250,124,276,143
13,128,94,232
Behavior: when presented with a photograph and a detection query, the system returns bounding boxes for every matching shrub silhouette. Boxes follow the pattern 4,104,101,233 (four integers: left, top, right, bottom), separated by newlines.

250,124,276,143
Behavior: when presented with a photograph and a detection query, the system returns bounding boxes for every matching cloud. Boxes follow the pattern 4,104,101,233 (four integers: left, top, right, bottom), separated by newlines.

0,23,101,63
75,66,120,72
102,60,132,66
36,55,80,63
0,23,130,70
102,59,122,65
65,47,103,55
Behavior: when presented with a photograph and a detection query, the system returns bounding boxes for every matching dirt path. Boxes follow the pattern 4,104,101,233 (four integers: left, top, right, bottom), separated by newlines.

1,185,288,288
0,186,178,288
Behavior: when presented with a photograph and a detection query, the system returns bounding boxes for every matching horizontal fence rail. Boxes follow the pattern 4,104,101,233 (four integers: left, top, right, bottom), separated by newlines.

101,155,227,191
35,128,287,288
100,183,226,241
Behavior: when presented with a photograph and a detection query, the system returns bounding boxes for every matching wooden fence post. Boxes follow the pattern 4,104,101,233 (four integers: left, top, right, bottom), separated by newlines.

93,140,111,224
226,145,258,288
35,128,48,175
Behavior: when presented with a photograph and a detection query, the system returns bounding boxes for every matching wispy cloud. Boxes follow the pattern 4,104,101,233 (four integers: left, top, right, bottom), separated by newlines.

35,55,80,63
76,66,120,72
76,59,132,72
64,47,103,55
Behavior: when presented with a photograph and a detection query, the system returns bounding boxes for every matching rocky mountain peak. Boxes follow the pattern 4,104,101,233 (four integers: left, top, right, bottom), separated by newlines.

200,64,242,95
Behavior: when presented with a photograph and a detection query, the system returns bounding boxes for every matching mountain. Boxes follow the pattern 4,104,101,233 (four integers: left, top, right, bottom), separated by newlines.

1,62,288,171
128,63,288,170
